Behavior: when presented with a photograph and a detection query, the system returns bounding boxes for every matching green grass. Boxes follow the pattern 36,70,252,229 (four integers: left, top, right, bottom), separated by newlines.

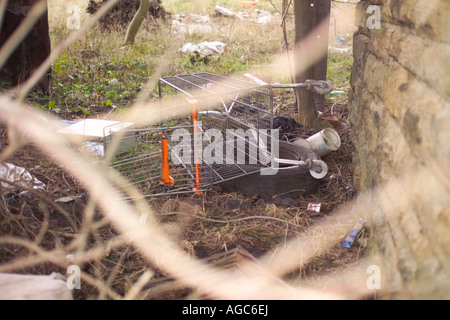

327,51,354,90
24,0,354,117
325,51,353,104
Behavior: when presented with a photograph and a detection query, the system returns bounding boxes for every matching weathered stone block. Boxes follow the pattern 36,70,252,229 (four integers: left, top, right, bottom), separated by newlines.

381,62,411,120
363,53,386,95
390,27,450,99
384,0,450,43
433,102,450,175
351,1,450,299
352,32,370,68
400,207,433,261
354,2,370,31
367,25,394,61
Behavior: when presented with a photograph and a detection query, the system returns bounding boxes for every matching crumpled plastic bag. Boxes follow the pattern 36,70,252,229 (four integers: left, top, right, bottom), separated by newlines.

0,162,46,193
0,273,72,300
172,13,213,35
83,141,105,157
179,41,226,55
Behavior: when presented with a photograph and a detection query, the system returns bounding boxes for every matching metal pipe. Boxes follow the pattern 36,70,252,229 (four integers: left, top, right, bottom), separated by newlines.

273,158,328,179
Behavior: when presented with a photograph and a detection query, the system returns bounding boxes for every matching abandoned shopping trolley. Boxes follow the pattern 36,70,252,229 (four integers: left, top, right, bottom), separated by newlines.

110,73,331,198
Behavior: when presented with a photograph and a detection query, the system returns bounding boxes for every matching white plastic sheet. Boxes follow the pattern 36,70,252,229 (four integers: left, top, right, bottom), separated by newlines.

0,273,72,300
0,162,45,192
83,141,105,157
179,41,226,55
172,13,213,35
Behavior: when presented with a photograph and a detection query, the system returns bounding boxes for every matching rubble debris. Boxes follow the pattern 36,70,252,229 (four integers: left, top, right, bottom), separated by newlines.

254,9,272,24
172,13,213,35
215,5,244,20
215,5,272,24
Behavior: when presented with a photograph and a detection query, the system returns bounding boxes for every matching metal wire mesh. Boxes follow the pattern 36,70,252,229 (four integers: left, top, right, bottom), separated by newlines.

158,73,275,185
107,73,277,199
109,126,213,199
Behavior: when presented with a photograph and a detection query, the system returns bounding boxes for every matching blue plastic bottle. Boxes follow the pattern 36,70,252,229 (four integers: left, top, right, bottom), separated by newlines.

342,218,366,248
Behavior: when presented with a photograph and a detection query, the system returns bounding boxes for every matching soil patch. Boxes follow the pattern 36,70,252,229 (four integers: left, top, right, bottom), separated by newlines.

0,92,365,299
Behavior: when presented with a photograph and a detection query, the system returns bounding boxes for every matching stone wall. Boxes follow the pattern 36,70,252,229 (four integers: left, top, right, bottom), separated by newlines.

349,0,450,299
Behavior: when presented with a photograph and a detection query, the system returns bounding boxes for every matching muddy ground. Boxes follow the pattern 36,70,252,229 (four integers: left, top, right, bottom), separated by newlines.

0,94,368,299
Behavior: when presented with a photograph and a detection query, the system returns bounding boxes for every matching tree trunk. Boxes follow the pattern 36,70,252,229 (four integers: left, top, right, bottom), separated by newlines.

310,0,331,113
293,0,330,127
124,0,150,45
0,0,51,93
294,0,316,127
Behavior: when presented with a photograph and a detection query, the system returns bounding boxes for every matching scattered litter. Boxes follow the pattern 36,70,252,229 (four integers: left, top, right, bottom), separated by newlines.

60,120,76,126
336,36,346,43
172,13,213,35
307,203,321,213
83,141,105,157
1,195,17,203
273,115,298,135
179,41,226,56
172,21,213,35
329,46,351,54
57,119,134,140
55,193,84,203
342,218,366,248
173,13,211,24
305,128,341,157
215,5,244,20
215,5,271,24
36,116,74,132
319,113,340,129
0,162,45,193
57,119,135,155
241,1,259,6
0,273,72,300
254,9,272,24
328,90,346,96
139,213,148,225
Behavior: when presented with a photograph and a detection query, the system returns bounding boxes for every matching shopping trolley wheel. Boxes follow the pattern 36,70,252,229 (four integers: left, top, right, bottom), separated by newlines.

217,141,321,199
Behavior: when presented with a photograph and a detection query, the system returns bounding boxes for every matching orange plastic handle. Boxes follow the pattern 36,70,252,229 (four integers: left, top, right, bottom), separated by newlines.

189,99,202,195
159,133,174,187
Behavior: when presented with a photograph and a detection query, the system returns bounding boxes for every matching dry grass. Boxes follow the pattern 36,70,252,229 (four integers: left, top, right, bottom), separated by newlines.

0,95,367,300
0,0,384,301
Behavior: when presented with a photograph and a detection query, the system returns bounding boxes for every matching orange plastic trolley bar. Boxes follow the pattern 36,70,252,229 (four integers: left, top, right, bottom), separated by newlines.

159,133,174,188
189,99,202,195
